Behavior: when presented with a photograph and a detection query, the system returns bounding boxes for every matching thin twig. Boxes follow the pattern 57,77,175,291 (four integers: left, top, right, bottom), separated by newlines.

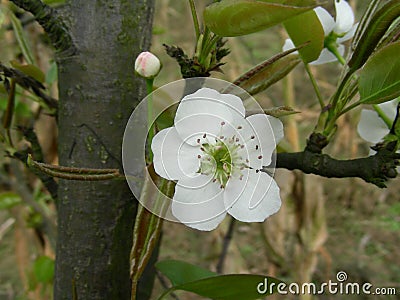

27,155,121,181
216,217,236,274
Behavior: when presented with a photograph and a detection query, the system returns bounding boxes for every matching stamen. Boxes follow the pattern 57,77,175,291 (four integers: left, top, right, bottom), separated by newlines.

203,134,206,138
219,173,224,186
221,121,225,126
256,145,259,150
198,155,201,159
258,155,263,159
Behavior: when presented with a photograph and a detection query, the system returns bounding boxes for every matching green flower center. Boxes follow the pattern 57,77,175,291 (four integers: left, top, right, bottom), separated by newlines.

197,134,252,188
195,123,264,189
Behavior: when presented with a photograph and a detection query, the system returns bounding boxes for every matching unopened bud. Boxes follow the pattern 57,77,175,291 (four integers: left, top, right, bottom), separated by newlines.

134,51,161,79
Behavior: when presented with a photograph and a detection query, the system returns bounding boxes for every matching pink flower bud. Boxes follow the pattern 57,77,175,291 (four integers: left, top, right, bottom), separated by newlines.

134,51,161,79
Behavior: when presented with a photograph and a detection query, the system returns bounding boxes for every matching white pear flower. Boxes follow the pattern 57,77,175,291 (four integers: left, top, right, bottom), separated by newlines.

134,51,161,79
358,99,400,159
151,88,284,231
283,0,358,65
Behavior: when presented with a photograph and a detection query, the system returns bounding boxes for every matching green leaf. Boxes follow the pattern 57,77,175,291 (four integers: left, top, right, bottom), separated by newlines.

359,41,400,104
348,0,400,73
15,101,33,118
9,12,35,65
233,49,301,96
156,260,216,286
284,10,324,63
0,192,21,210
45,61,58,85
43,0,65,4
158,274,282,300
33,256,55,283
204,0,318,37
10,60,45,83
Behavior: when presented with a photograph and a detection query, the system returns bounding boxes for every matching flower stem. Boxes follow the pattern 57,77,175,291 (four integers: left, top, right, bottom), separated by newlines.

189,0,201,40
373,104,393,129
327,43,346,65
146,78,155,161
304,64,325,109
130,173,174,300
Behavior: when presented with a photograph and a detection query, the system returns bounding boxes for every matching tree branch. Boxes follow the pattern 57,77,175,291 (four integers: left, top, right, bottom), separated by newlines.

272,143,400,188
10,0,76,56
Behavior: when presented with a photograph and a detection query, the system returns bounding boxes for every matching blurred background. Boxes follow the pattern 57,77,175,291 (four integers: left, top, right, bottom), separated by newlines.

0,0,399,299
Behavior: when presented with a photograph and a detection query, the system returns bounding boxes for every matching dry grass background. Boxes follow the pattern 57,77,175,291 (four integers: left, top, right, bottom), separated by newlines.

0,1,399,299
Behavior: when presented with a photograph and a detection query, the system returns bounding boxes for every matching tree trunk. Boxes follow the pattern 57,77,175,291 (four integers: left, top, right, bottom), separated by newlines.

55,0,155,299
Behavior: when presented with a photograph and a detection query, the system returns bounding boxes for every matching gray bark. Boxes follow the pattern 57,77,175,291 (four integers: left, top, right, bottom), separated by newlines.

55,0,155,299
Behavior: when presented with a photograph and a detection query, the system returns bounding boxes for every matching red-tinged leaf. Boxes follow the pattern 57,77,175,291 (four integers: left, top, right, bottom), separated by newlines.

234,51,301,95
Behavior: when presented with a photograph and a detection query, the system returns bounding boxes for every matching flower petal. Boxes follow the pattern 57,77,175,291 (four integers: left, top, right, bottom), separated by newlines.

314,7,335,36
174,88,245,145
357,109,390,143
172,175,226,231
151,127,201,180
224,170,281,223
242,114,283,168
310,46,344,65
379,98,399,121
334,0,355,34
337,23,358,43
